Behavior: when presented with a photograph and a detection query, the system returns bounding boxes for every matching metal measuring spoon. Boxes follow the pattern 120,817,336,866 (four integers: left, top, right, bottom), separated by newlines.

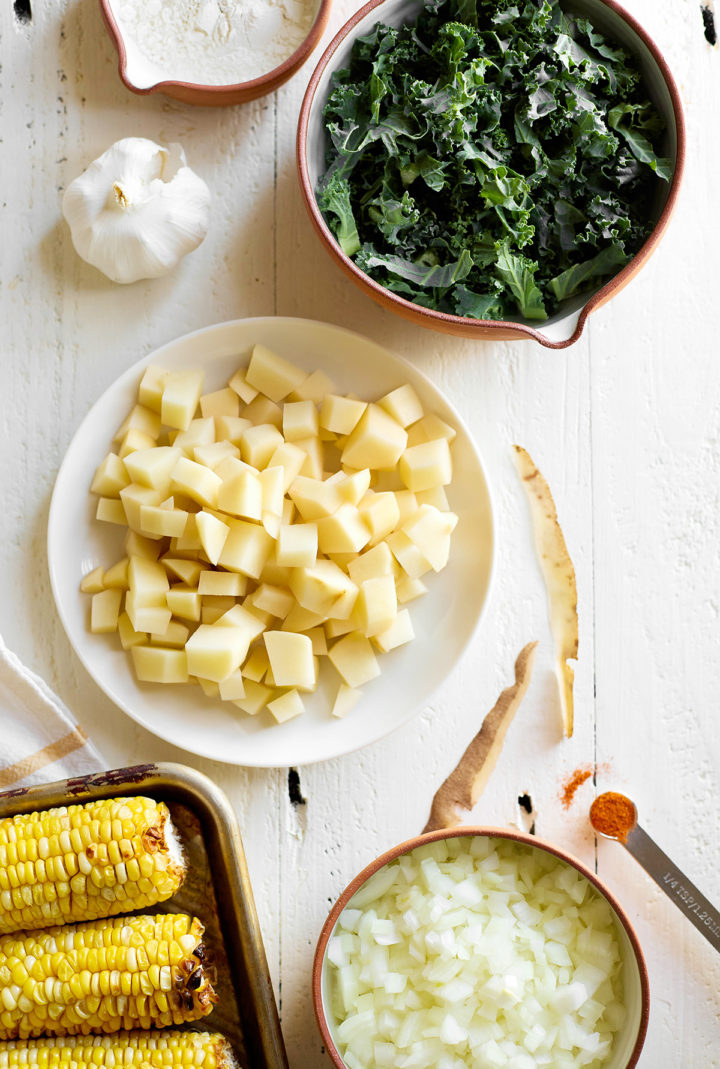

590,792,720,953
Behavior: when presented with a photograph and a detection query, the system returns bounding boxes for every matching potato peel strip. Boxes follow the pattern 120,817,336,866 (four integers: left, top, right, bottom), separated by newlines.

513,444,578,737
423,640,538,833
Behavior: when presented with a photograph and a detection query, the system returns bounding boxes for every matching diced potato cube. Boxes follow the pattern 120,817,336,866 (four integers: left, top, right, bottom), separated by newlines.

282,498,295,526
332,684,362,719
256,466,284,528
173,417,216,456
171,457,222,508
118,428,156,460
139,505,188,539
294,436,323,480
373,608,415,653
246,343,307,402
267,442,306,491
233,679,272,715
219,518,274,579
215,603,267,642
202,595,238,624
317,504,371,554
396,575,428,603
197,676,220,697
119,485,165,531
185,624,251,682
172,513,202,552
195,510,230,566
80,566,105,594
282,604,327,632
90,589,122,633
193,441,240,469
117,611,147,650
264,631,316,689
114,404,162,443
336,469,372,506
358,491,400,545
341,404,407,470
347,542,394,586
242,395,283,428
328,632,381,688
161,369,204,431
290,560,358,617
198,570,247,596
200,387,240,419
131,646,189,683
416,485,450,510
166,586,202,622
96,498,127,525
406,413,457,447
320,394,367,435
260,556,293,587
402,504,458,572
267,689,305,723
283,400,319,441
124,446,182,490
305,626,328,656
128,556,170,601
276,523,318,568
218,671,246,701
394,490,419,526
125,594,172,635
103,557,130,589
399,439,452,492
90,453,129,497
251,584,294,618
125,531,164,561
241,423,284,469
212,415,249,445
150,619,190,649
353,575,397,637
162,558,206,586
138,365,168,413
228,367,259,404
378,384,424,427
386,531,433,579
288,476,342,520
242,645,270,682
325,617,355,639
288,368,335,403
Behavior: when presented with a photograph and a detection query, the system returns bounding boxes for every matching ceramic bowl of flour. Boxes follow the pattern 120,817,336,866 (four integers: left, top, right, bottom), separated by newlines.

101,0,333,105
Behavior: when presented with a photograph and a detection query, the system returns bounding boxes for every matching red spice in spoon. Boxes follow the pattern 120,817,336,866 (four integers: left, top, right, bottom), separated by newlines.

590,791,637,843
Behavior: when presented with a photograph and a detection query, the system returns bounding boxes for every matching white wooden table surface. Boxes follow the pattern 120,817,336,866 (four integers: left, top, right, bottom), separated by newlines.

1,0,718,1064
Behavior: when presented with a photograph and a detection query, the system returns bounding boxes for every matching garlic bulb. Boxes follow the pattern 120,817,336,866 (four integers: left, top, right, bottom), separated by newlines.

62,138,211,284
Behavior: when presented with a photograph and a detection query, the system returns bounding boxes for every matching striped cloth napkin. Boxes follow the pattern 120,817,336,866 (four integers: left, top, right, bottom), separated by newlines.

0,635,104,792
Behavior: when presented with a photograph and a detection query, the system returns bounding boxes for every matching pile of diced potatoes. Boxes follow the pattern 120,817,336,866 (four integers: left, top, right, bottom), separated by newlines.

82,343,458,725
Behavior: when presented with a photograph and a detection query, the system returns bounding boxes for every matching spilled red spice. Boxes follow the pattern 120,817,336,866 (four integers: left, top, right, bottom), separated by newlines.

590,792,637,843
560,766,593,809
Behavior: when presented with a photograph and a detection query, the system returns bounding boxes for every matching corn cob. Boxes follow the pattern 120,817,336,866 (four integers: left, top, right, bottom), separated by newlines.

0,1031,237,1069
0,798,186,936
0,914,217,1040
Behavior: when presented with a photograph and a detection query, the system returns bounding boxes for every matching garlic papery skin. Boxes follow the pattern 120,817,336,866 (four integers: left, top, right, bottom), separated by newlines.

62,137,211,284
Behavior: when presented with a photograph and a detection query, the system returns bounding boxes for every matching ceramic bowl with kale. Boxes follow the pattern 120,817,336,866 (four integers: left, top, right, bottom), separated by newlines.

297,0,684,348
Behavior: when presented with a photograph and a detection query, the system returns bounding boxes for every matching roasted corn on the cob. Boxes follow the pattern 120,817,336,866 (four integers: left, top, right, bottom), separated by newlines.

0,914,217,1040
0,797,186,937
0,1031,237,1069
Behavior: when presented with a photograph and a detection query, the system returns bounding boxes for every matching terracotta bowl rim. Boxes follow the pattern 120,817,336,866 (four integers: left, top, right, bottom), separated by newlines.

99,0,333,100
312,825,650,1069
297,0,686,348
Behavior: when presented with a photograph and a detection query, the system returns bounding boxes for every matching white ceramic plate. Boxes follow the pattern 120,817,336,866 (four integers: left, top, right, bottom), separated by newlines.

48,319,494,767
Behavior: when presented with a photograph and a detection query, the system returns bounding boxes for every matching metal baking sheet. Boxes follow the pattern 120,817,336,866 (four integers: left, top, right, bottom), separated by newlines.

0,762,288,1069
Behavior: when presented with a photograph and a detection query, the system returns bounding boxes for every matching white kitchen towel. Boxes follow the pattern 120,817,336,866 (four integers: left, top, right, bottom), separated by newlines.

0,635,104,791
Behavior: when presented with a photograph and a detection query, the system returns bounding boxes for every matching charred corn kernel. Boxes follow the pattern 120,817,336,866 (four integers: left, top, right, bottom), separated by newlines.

0,1030,237,1069
0,915,216,1040
0,800,186,937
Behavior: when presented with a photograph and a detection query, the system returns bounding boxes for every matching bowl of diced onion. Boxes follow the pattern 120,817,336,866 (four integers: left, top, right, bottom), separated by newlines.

313,828,649,1069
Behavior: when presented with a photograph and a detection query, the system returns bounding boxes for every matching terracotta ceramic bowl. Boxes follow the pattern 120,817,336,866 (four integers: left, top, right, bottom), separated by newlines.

314,827,650,1068
100,0,332,105
297,0,685,348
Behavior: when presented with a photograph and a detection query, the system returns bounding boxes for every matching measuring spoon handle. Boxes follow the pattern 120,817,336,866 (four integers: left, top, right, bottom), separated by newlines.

625,825,720,953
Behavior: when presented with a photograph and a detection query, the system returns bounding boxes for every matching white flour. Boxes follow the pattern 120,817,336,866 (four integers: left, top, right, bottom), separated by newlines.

113,0,318,85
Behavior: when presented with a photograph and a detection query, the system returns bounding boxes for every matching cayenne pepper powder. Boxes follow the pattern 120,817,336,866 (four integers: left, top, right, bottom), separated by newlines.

561,766,593,808
590,792,637,843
